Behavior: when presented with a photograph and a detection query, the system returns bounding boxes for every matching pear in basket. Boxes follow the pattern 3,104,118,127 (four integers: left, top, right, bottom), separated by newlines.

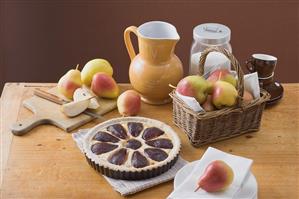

212,81,238,109
207,69,237,88
176,76,212,104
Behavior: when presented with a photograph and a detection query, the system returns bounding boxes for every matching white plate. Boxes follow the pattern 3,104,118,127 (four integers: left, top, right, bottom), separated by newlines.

174,160,258,199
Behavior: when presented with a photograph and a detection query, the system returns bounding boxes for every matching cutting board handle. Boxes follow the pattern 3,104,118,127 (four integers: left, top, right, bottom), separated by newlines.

11,116,47,136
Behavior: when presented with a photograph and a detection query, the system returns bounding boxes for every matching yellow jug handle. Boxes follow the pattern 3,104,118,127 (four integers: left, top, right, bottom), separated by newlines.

124,26,138,61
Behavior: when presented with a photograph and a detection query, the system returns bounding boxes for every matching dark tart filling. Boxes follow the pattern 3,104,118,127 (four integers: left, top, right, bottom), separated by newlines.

84,117,180,180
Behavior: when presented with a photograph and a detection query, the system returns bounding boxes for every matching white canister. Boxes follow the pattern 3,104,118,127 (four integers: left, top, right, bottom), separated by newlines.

189,23,232,75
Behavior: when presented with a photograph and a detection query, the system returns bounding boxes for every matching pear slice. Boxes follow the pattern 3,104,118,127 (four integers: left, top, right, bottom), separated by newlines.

88,98,100,109
73,88,100,109
61,99,90,117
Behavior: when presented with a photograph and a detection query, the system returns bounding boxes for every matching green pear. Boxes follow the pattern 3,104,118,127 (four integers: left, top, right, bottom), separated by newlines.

57,65,82,99
176,76,212,103
212,81,238,109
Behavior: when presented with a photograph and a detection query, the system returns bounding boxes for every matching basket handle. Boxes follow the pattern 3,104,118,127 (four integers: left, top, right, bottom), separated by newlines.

198,47,244,107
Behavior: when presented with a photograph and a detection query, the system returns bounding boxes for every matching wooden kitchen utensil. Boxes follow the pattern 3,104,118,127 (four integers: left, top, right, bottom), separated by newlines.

11,87,118,136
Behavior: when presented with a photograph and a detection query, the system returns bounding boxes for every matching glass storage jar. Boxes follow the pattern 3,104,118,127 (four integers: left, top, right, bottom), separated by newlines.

189,23,232,75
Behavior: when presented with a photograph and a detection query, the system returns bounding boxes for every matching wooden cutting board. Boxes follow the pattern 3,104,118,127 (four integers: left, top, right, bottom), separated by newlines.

10,86,121,135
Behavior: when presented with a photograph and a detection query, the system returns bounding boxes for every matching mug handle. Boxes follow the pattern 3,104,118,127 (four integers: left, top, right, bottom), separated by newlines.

245,57,255,72
124,26,138,61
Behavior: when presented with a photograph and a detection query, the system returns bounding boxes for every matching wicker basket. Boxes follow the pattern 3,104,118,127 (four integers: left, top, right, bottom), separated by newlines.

170,47,270,147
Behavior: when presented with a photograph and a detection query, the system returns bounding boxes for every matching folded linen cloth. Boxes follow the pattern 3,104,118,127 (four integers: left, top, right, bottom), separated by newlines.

176,91,204,112
72,129,188,196
167,147,253,199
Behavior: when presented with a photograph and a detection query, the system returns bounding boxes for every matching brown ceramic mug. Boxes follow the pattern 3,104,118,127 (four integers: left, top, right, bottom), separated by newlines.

246,54,277,78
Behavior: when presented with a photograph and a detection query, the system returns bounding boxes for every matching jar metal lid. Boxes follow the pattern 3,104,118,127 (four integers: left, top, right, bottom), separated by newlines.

193,23,231,45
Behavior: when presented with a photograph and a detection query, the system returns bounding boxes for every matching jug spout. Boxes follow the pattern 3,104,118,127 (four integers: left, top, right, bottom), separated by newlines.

137,21,180,64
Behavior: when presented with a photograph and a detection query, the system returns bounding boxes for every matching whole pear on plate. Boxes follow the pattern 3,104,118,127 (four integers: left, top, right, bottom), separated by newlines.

91,72,119,99
81,59,113,86
117,90,141,116
57,65,82,99
212,80,238,109
207,69,237,88
176,76,212,104
195,160,234,192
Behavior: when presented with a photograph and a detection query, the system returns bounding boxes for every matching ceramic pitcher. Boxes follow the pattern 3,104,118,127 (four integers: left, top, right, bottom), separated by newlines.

124,21,183,105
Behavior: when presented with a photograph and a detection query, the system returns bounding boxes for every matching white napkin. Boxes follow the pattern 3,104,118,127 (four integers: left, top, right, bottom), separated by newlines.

167,147,253,199
244,72,260,99
72,129,188,196
175,91,204,112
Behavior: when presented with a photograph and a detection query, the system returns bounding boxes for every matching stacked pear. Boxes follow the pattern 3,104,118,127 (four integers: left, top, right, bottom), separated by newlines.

195,160,234,192
57,59,119,100
57,65,82,99
81,59,114,86
82,59,119,99
91,72,119,98
57,59,120,117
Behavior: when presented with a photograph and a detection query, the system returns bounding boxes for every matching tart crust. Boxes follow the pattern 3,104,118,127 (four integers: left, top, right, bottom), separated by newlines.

83,117,181,180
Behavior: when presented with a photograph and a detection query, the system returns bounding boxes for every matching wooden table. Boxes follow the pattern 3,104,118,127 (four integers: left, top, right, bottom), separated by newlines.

1,83,298,199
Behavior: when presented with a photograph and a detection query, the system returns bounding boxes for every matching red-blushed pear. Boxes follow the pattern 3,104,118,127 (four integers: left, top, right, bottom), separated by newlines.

212,81,238,109
117,90,141,116
202,95,216,112
195,160,234,192
81,59,113,86
207,69,237,88
242,90,254,105
91,72,119,99
57,64,82,99
176,76,212,104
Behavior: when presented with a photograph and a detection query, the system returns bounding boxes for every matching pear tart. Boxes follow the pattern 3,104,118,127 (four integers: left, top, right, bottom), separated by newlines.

83,117,181,180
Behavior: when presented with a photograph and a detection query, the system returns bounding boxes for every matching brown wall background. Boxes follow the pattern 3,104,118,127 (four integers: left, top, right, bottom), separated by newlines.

1,1,299,92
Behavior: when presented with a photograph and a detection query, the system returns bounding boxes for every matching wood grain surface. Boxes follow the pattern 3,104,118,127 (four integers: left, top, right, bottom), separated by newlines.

1,83,298,199
10,86,119,135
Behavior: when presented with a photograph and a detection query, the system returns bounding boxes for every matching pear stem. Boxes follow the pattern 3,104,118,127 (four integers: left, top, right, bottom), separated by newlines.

75,64,80,70
169,84,177,89
218,71,223,80
194,185,201,192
